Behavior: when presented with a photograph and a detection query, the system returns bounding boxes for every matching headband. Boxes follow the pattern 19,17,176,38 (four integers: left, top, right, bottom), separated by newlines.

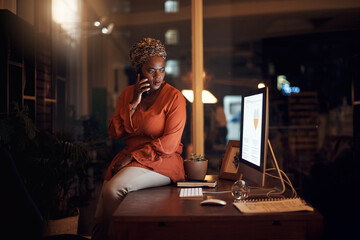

129,38,167,73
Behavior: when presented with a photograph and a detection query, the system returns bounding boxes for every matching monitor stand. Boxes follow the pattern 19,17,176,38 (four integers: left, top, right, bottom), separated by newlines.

247,139,286,198
248,187,274,197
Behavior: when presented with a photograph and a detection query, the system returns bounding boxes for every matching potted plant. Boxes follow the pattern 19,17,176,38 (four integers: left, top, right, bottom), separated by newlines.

184,153,208,180
0,104,93,236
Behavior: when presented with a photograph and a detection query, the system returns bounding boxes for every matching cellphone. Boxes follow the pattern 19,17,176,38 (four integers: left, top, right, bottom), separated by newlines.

138,72,150,97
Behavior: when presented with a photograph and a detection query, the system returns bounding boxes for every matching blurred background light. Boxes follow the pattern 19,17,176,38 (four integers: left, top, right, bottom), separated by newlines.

258,83,265,89
182,90,218,104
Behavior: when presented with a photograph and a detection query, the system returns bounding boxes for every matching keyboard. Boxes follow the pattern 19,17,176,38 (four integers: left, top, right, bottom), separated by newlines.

179,187,203,198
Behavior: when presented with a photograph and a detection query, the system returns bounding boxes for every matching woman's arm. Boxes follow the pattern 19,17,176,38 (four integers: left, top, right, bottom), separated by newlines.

131,92,186,164
109,75,151,139
108,86,137,139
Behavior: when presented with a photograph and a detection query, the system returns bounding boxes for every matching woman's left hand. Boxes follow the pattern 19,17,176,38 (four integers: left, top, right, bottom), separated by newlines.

111,154,133,176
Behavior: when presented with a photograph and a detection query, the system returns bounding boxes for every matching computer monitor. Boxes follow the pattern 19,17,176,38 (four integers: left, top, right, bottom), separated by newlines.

238,87,269,187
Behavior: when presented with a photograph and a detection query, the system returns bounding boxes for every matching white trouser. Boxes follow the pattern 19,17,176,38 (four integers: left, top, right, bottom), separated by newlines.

91,167,171,240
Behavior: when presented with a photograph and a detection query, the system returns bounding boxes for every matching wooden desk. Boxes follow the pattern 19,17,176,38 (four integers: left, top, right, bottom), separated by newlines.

113,176,323,240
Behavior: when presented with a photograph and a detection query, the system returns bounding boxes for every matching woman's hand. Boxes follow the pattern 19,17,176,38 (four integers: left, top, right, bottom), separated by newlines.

130,74,150,108
111,154,133,176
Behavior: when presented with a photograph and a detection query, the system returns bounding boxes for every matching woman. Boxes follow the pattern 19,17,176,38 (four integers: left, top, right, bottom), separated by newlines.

92,38,186,240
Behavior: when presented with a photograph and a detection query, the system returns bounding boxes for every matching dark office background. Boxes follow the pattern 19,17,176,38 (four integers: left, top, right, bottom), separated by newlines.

1,1,360,239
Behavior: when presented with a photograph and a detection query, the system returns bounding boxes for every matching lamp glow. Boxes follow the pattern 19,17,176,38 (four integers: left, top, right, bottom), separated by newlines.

52,0,81,40
181,90,217,104
52,0,79,25
258,83,265,89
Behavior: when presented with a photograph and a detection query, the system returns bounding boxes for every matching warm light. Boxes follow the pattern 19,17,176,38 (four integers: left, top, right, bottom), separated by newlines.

52,0,81,40
107,23,114,33
182,90,194,102
258,83,265,89
181,90,218,104
101,27,108,34
101,23,114,35
94,21,100,27
52,0,80,25
202,90,217,103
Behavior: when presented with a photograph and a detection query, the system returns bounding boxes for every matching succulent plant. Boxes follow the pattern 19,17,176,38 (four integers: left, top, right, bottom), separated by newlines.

188,153,206,161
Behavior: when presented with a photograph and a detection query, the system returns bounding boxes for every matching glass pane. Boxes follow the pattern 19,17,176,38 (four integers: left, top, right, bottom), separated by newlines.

24,99,36,122
24,27,36,97
9,65,23,112
203,0,359,189
86,0,192,159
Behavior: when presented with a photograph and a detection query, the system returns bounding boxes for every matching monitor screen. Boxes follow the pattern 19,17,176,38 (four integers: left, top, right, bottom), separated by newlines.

238,87,268,187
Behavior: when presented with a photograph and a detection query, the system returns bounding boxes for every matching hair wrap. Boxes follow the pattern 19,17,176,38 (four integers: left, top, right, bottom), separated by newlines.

129,38,167,73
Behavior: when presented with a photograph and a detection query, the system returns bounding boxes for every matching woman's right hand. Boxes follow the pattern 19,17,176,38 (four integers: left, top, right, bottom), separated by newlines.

131,74,150,107
111,154,133,176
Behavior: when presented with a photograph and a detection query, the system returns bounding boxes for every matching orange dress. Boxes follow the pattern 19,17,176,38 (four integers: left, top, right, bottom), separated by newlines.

105,83,186,182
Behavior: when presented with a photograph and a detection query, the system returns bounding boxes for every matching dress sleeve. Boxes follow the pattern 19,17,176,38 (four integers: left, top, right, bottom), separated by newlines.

131,92,186,166
108,86,137,139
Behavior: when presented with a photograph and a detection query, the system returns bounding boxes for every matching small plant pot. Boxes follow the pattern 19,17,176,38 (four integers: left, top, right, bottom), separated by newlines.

184,159,208,180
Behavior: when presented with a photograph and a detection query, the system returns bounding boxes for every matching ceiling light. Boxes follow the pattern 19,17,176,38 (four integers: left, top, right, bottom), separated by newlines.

101,27,108,34
94,21,101,27
101,23,114,35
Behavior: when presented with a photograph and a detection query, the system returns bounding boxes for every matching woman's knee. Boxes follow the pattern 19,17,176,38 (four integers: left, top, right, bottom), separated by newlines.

101,180,128,204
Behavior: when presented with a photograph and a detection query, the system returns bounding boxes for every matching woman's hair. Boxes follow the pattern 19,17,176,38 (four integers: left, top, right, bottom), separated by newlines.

129,38,167,73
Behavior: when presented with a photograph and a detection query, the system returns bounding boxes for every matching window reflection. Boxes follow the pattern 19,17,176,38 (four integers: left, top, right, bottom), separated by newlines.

81,0,358,195
165,29,179,45
164,0,179,13
85,0,192,159
165,60,180,77
203,1,358,195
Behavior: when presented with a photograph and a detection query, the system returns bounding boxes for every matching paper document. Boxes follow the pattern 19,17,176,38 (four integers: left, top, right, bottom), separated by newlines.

233,198,314,213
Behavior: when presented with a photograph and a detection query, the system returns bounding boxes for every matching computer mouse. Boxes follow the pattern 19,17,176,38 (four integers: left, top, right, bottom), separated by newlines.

200,199,227,206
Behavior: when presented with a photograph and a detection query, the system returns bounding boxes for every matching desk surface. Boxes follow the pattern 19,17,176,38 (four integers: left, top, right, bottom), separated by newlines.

113,175,323,240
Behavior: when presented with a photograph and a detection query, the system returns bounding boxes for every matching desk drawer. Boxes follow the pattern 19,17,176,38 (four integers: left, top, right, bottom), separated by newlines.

115,219,320,240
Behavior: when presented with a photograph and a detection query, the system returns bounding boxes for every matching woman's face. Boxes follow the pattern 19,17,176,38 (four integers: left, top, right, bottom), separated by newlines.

141,56,166,92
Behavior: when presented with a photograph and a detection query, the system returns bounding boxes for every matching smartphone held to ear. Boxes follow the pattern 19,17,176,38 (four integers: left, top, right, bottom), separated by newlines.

138,73,150,97
141,85,150,97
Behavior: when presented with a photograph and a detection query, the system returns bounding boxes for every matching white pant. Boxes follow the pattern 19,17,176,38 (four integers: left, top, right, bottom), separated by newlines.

92,167,171,240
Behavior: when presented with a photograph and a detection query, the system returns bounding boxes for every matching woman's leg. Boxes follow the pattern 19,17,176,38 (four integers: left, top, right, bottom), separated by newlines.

92,167,171,240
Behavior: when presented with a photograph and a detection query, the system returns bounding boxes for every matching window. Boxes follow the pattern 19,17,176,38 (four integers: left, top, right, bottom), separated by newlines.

165,29,179,45
165,60,180,77
164,0,179,13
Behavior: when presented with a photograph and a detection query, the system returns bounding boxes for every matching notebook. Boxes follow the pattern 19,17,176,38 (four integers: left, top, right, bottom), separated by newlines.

233,198,314,214
177,180,217,188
